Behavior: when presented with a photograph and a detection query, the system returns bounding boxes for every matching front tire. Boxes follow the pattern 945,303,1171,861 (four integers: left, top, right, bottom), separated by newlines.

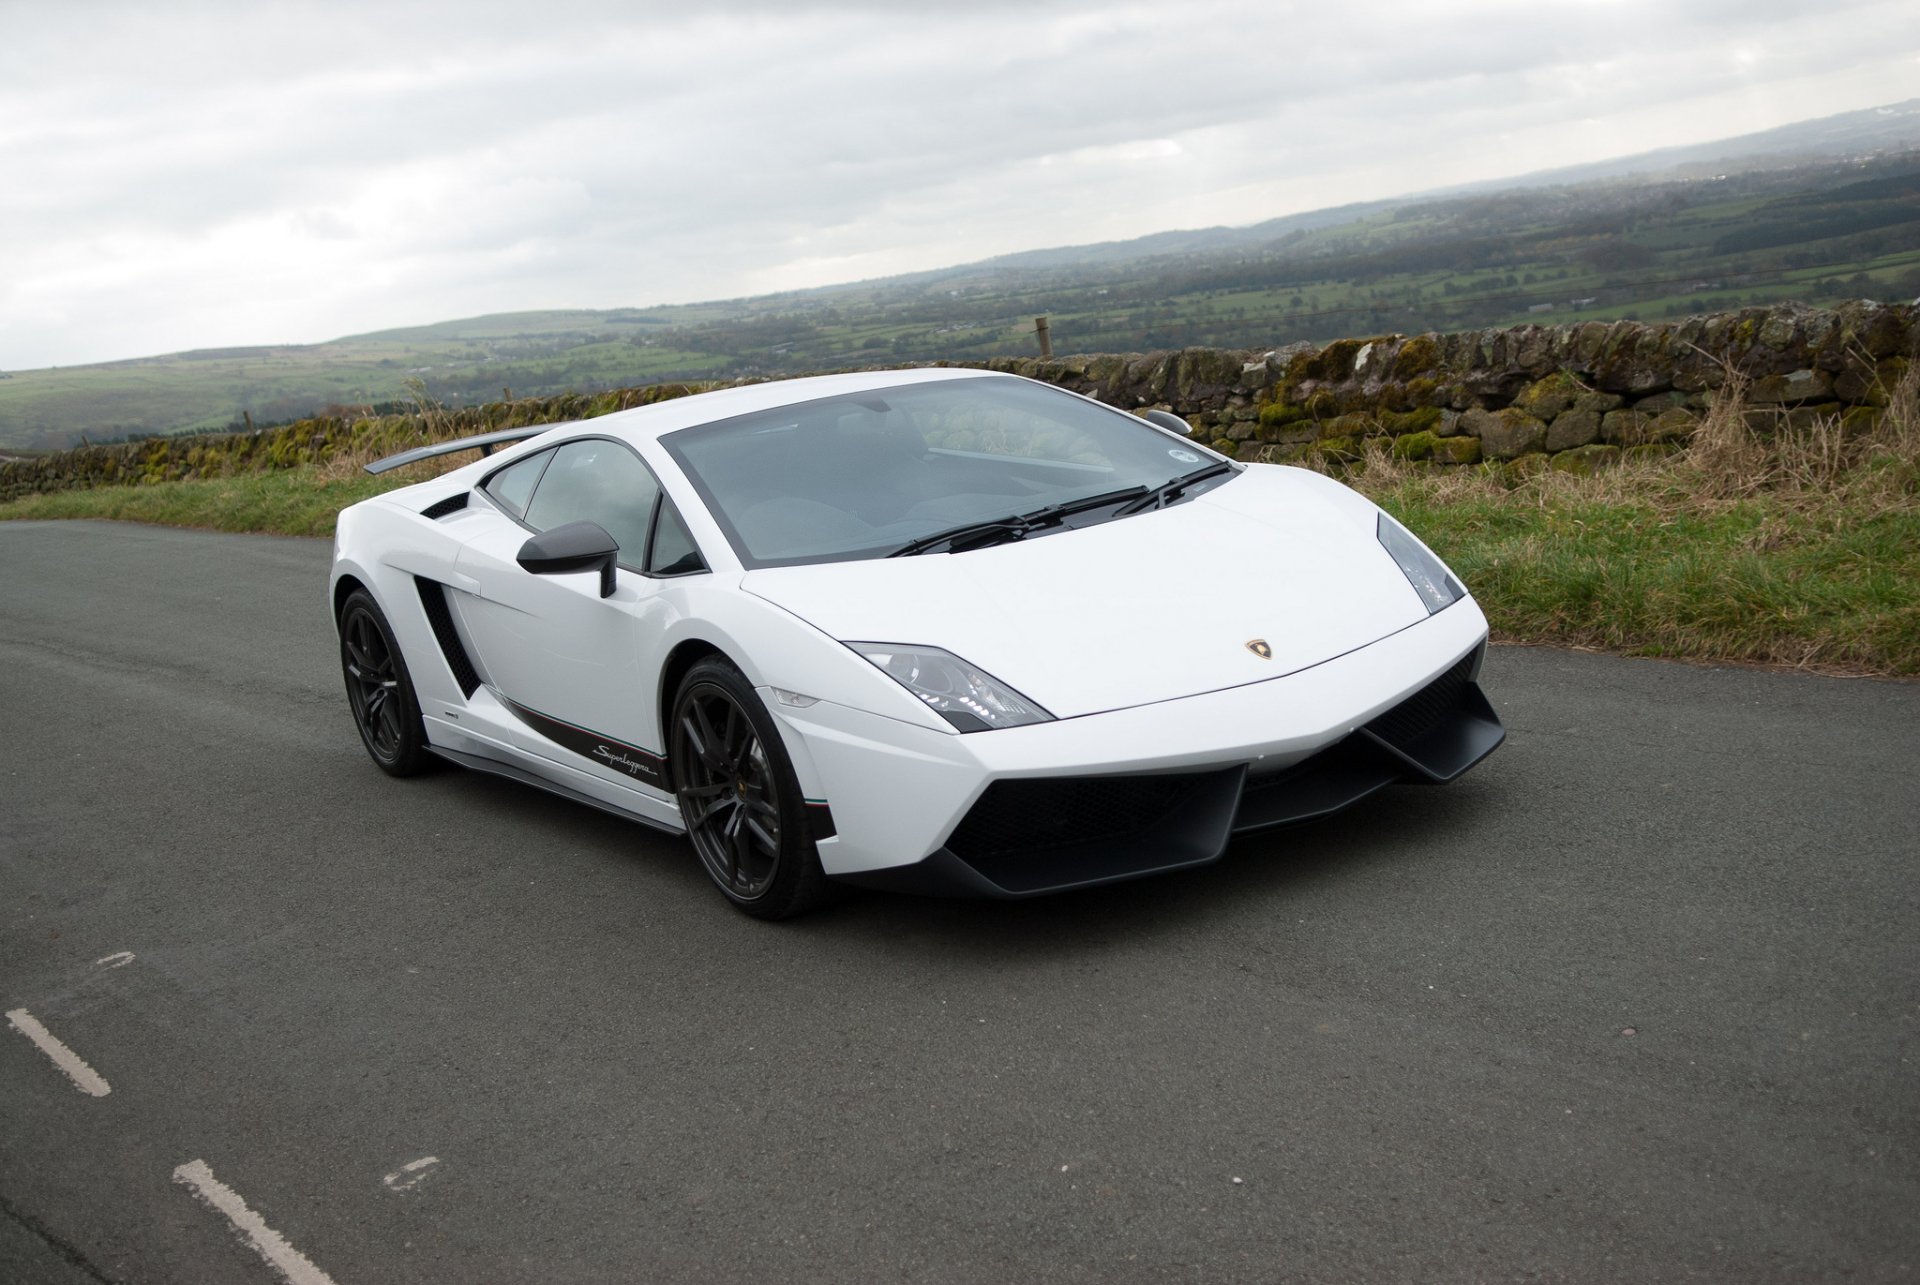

670,659,831,920
338,589,432,777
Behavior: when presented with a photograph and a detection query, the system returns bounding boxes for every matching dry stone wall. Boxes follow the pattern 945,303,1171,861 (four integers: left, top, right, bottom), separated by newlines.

979,300,1915,475
3,302,1913,505
0,384,714,504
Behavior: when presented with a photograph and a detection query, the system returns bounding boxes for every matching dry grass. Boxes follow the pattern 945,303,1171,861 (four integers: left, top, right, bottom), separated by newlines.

1331,359,1920,675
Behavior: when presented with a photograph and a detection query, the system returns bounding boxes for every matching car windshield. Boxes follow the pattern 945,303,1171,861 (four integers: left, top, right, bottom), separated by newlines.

661,376,1232,568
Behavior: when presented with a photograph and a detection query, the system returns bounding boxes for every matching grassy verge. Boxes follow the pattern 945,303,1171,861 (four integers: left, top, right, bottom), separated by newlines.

4,372,1917,675
0,459,416,538
1345,364,1920,675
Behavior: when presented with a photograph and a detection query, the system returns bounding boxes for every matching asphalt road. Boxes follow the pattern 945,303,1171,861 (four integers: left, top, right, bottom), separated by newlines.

1,519,1915,1284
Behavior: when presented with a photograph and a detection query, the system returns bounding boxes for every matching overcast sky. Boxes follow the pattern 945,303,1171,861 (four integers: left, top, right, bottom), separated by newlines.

5,0,1919,369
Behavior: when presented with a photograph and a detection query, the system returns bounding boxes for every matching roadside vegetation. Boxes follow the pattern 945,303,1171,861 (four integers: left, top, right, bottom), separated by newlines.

1349,361,1920,674
0,448,460,538
5,364,1916,675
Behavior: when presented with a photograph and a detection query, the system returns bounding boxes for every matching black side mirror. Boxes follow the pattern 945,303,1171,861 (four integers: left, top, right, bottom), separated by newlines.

516,521,619,598
1140,409,1192,435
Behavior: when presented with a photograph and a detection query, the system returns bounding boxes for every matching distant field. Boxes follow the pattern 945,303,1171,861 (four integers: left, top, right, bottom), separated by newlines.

0,334,728,450
5,150,1917,450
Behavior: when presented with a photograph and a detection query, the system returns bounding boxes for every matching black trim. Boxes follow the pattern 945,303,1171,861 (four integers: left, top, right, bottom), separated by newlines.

421,492,468,520
845,767,1246,899
806,801,838,842
414,577,481,698
502,696,668,790
426,746,682,836
481,434,710,580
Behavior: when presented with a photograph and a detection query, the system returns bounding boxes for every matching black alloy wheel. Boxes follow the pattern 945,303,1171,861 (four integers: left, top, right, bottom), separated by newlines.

670,659,831,919
339,589,431,777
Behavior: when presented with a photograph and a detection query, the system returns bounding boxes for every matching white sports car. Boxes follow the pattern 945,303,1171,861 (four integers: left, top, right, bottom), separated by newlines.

332,368,1502,918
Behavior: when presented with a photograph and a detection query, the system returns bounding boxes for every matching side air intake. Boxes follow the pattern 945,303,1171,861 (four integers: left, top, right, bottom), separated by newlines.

421,492,468,520
414,577,481,697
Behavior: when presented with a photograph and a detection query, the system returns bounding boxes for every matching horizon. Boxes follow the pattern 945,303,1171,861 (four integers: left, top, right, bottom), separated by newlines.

8,0,1920,370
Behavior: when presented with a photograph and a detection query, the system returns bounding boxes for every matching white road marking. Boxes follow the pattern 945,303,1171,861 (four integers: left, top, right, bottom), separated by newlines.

94,951,136,970
172,1160,338,1285
5,1008,110,1097
382,1156,440,1191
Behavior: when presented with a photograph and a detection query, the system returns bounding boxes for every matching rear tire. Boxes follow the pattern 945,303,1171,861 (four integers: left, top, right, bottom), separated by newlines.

670,658,832,920
339,589,432,777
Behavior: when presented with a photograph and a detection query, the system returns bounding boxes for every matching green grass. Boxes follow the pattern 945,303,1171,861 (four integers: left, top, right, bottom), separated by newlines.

8,439,1918,676
0,467,406,538
1372,486,1920,673
1335,375,1920,675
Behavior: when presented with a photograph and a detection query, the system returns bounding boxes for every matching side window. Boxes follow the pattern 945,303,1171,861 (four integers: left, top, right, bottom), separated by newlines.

523,439,660,570
648,501,707,576
484,449,552,519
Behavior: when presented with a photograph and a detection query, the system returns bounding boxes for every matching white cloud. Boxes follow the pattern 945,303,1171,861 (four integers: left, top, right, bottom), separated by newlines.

3,0,1918,367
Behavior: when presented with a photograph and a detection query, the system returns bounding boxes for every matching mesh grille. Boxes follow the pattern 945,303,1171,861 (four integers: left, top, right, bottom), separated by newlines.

421,492,468,520
946,774,1204,861
414,577,481,697
1365,652,1473,751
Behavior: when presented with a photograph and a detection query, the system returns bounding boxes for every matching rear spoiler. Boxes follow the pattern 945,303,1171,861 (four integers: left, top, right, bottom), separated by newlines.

363,425,560,476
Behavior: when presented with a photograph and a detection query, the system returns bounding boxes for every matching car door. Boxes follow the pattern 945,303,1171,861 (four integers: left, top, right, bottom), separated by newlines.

451,437,703,797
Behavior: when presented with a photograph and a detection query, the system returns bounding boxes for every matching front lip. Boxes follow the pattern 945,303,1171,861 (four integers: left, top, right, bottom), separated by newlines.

841,651,1504,900
768,595,1495,882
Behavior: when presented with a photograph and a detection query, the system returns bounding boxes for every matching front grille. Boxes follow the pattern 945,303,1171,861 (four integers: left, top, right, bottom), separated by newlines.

1365,651,1474,752
414,577,481,697
946,773,1206,862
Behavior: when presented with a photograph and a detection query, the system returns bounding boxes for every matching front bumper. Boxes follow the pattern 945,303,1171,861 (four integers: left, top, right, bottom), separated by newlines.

772,598,1502,897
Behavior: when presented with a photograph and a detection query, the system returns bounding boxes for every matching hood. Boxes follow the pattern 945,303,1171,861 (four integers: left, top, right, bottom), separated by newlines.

741,468,1430,719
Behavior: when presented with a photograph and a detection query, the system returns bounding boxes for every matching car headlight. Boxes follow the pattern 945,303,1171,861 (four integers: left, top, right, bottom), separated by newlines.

1377,512,1465,614
848,643,1054,732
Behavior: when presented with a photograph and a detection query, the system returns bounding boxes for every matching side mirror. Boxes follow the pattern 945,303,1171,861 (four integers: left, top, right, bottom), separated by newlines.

1140,409,1192,435
516,521,619,598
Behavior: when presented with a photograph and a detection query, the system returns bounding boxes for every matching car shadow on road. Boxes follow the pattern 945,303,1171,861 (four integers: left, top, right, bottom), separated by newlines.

802,777,1511,961
411,753,1514,964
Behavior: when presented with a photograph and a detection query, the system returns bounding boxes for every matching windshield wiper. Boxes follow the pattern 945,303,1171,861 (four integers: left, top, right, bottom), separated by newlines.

1114,461,1237,515
887,485,1150,557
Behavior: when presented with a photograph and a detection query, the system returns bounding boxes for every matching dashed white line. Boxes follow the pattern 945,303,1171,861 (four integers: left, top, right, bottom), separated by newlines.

5,1008,110,1097
382,1155,439,1191
94,951,136,970
172,1160,338,1285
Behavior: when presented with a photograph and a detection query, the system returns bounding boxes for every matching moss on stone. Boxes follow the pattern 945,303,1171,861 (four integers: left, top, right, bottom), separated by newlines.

1303,390,1339,419
1312,338,1366,383
1210,437,1239,459
1512,371,1584,421
1475,408,1548,460
1433,435,1483,464
1391,430,1438,461
1549,444,1621,476
1601,409,1654,445
1258,401,1307,429
1840,406,1883,436
1545,409,1602,452
1392,335,1441,379
1403,376,1441,406
1502,452,1553,481
1380,406,1443,436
